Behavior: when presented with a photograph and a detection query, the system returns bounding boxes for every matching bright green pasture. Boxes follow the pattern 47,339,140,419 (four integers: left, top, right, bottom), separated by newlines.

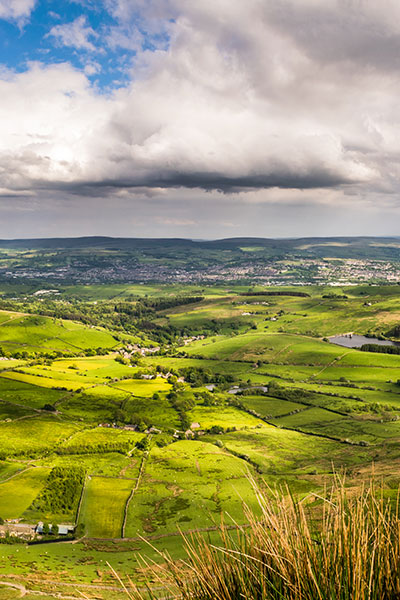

0,460,27,481
315,365,400,387
217,425,371,477
20,364,100,385
1,369,93,391
0,401,34,420
0,467,49,519
189,405,262,429
338,350,400,367
160,299,247,327
271,406,400,443
0,376,65,409
0,310,25,325
0,417,81,455
83,385,128,400
271,406,345,428
239,395,306,417
110,378,171,396
281,379,400,405
36,451,138,479
0,312,118,352
60,387,126,422
125,441,259,537
61,426,144,449
63,282,217,300
50,356,136,380
0,359,22,371
184,331,267,360
185,332,347,365
123,395,180,430
79,476,134,538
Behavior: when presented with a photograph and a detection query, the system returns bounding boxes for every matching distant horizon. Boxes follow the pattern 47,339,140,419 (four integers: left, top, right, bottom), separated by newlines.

0,234,400,242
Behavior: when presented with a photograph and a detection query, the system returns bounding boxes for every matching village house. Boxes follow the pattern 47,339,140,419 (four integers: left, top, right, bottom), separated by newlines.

36,522,75,536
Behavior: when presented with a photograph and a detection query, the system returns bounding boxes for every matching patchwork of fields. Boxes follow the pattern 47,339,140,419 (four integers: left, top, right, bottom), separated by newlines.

1,284,400,597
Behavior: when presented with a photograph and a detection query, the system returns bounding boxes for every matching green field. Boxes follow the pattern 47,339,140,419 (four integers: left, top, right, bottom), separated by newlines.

1,283,400,596
80,476,134,538
0,311,120,354
124,441,261,537
0,467,49,518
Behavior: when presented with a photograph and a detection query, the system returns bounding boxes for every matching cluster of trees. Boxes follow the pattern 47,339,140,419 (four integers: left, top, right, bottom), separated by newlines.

196,390,223,406
116,296,203,318
56,442,131,456
135,437,150,451
0,533,26,545
29,466,85,515
386,324,400,338
206,425,237,435
360,343,400,355
322,293,348,299
114,409,151,431
180,366,234,387
167,391,195,431
264,381,314,403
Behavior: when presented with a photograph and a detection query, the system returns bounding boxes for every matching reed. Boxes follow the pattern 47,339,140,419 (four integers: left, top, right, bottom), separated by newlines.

124,478,400,600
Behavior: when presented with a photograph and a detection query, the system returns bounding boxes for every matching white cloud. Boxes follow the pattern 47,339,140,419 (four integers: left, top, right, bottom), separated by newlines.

3,0,400,219
47,15,97,51
83,61,101,76
0,0,36,23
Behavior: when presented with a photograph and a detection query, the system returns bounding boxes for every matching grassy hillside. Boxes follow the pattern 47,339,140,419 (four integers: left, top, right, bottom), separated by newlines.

0,310,120,355
1,284,400,597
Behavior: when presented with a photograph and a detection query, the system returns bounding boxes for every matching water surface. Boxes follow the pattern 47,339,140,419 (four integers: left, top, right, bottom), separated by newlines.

329,334,400,348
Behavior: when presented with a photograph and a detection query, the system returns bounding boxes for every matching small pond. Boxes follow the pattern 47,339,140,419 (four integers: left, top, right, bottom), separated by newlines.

228,385,269,395
329,334,400,349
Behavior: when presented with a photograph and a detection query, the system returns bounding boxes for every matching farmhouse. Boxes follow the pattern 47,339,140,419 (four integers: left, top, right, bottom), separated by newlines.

0,522,35,540
36,522,75,536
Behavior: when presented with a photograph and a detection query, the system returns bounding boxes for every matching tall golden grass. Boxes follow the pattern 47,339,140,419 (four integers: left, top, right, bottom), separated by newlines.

117,478,400,600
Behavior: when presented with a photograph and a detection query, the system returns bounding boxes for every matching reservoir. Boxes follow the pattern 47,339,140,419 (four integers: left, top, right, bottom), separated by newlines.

330,334,400,349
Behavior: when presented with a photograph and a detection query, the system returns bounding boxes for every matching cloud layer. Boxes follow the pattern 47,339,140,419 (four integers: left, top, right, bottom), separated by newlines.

0,0,36,23
1,0,400,235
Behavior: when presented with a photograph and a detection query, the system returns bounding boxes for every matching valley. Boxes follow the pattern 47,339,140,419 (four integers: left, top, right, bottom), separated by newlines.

0,277,400,596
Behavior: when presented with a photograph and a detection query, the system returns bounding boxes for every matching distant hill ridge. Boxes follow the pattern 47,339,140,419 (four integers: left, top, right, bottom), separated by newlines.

0,236,400,260
0,235,399,249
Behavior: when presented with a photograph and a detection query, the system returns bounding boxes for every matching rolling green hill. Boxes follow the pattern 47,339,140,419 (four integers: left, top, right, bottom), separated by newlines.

0,310,121,355
1,283,400,597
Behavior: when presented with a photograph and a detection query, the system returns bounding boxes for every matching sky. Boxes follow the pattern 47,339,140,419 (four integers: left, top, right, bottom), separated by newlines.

1,0,400,239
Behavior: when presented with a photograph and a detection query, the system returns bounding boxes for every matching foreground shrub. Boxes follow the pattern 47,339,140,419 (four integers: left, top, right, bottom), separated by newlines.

123,478,400,600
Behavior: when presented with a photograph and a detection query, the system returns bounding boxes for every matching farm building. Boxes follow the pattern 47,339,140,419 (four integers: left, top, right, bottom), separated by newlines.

36,522,75,535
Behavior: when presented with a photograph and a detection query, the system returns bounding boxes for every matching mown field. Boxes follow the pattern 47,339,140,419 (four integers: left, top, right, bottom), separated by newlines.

1,283,400,597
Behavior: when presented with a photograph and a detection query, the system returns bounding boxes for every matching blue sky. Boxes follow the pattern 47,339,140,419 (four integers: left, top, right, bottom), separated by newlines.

0,0,170,90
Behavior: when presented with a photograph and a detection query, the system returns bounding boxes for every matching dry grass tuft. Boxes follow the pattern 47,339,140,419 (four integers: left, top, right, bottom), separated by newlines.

124,477,400,600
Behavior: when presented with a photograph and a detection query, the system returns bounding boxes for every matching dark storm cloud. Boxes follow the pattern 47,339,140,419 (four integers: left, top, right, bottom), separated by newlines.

32,167,355,196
